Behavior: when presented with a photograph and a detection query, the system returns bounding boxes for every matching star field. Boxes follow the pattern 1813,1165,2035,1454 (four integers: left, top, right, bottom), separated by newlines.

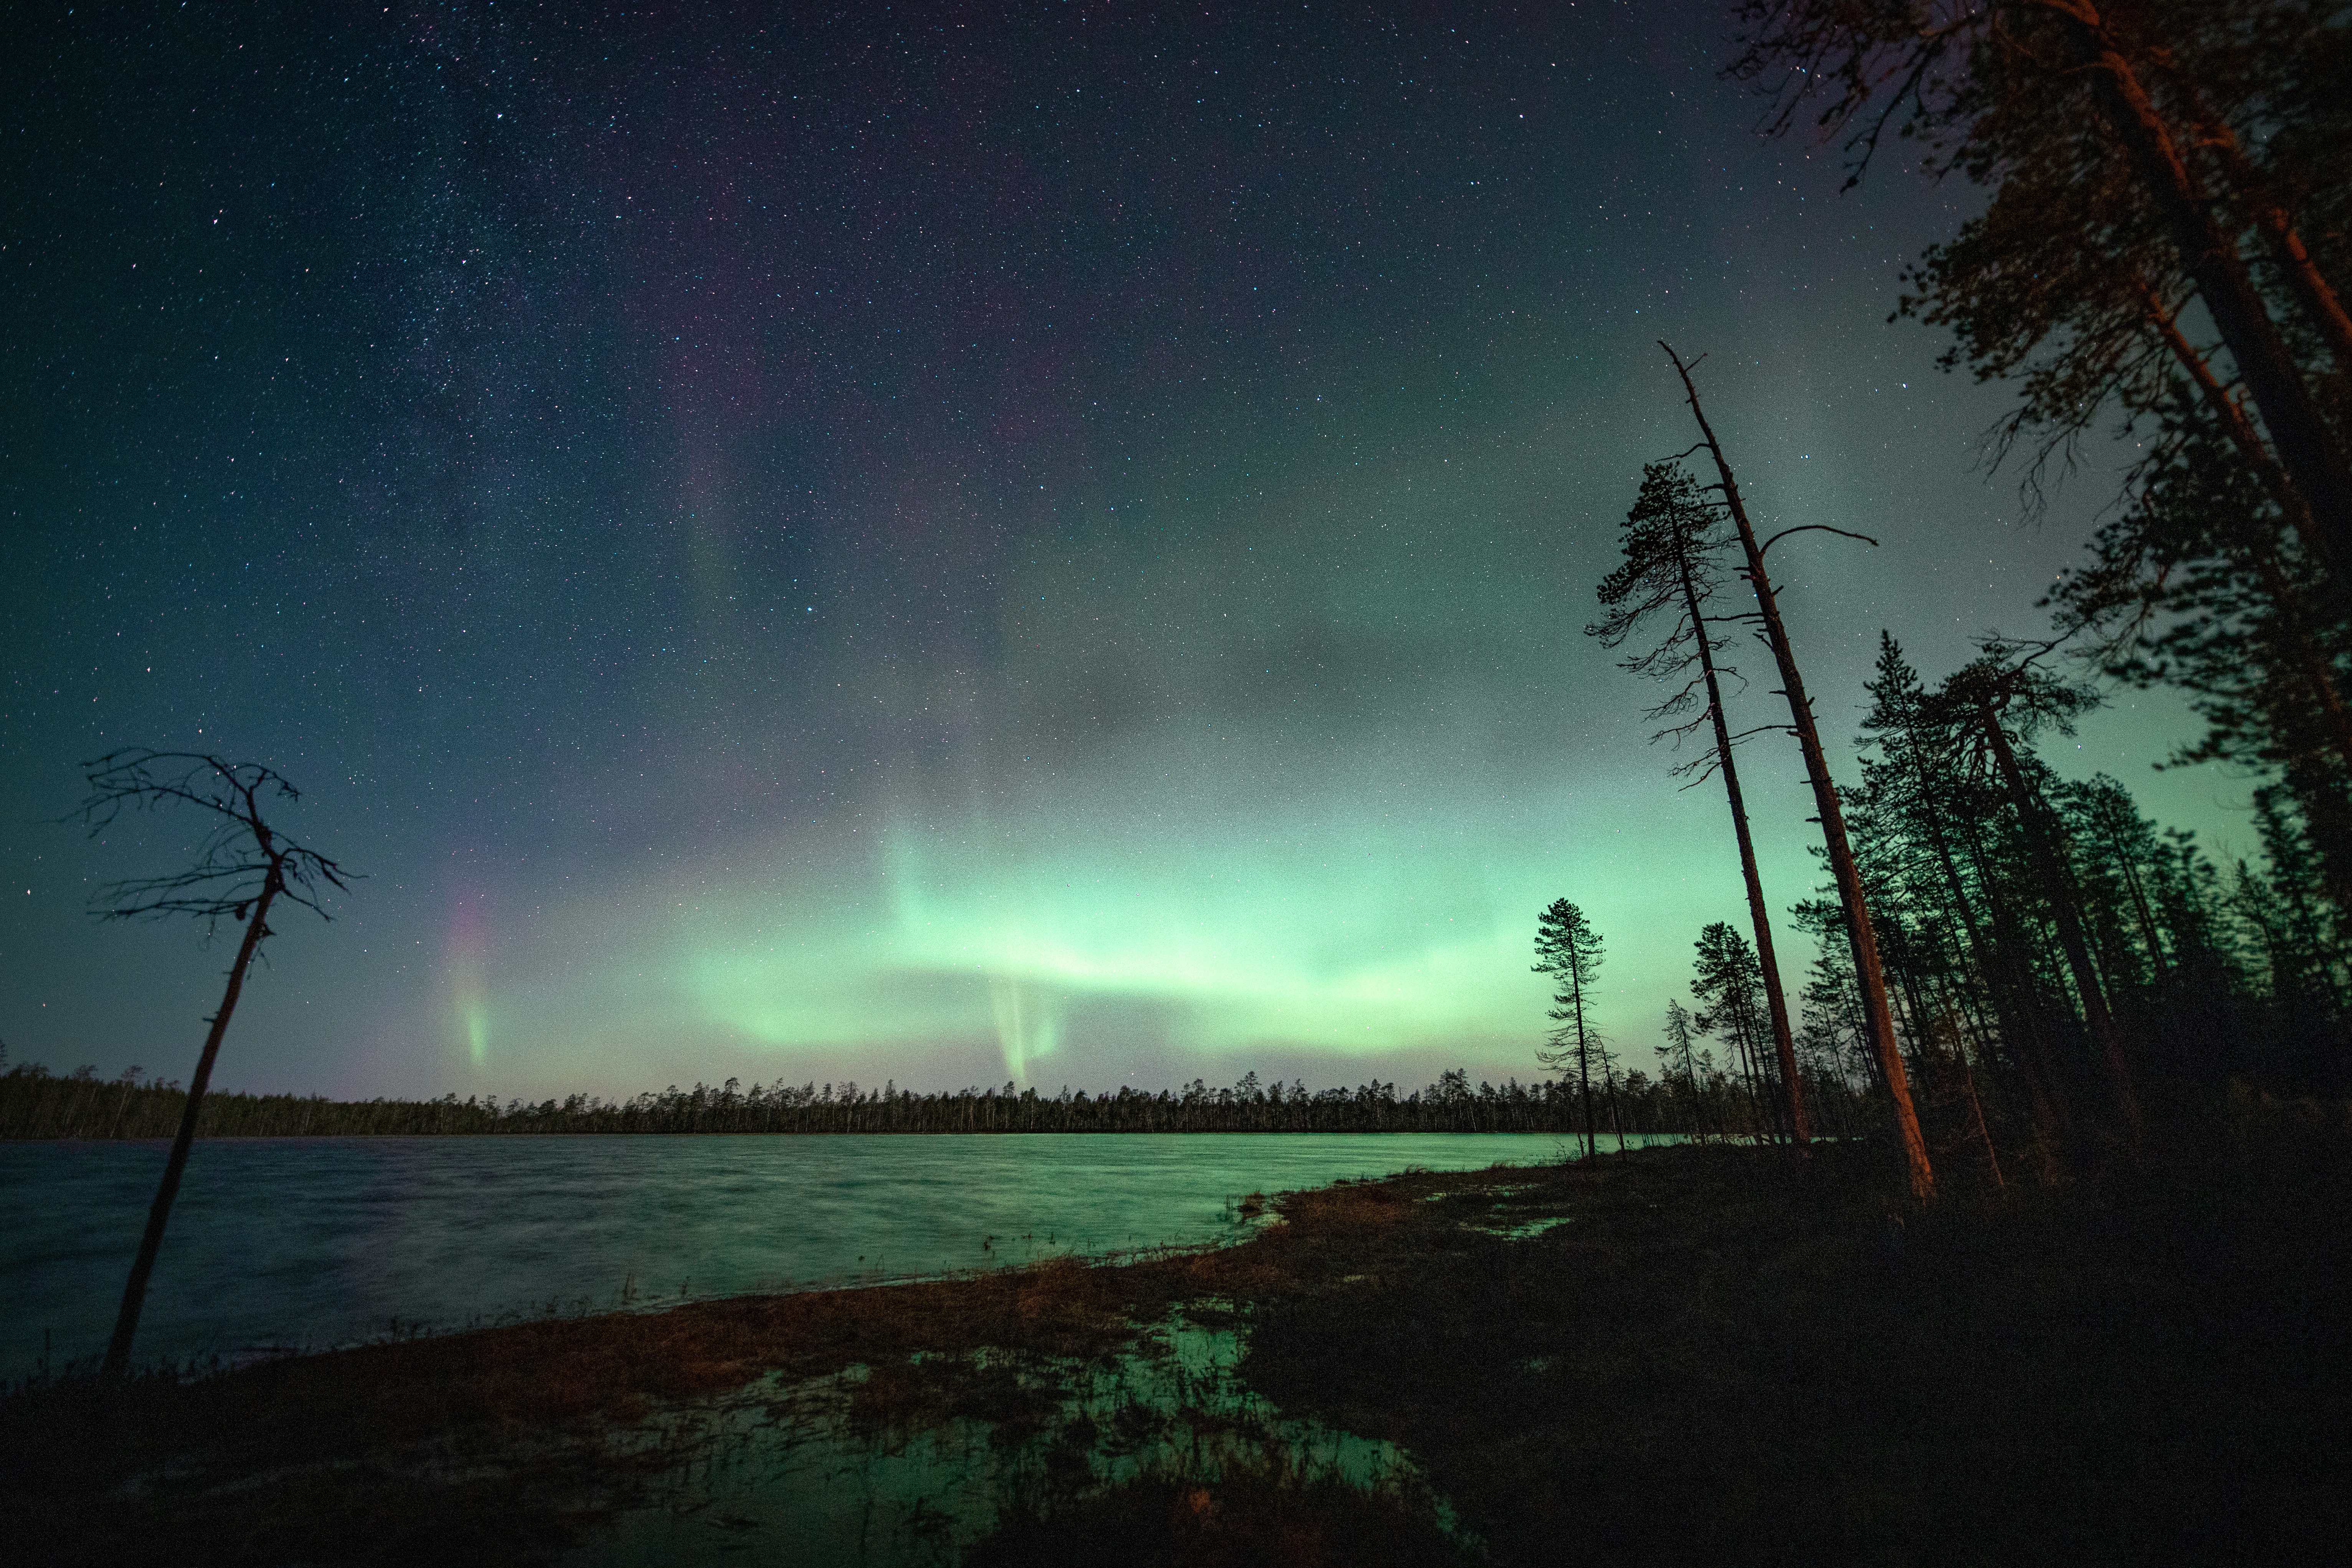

0,1,2240,1099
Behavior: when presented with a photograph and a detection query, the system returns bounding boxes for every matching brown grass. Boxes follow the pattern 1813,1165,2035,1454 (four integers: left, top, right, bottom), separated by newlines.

12,1128,2349,1565
0,1163,1506,1566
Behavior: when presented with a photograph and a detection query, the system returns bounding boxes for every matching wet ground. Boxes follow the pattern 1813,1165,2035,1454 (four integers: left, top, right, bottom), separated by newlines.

12,1128,2351,1566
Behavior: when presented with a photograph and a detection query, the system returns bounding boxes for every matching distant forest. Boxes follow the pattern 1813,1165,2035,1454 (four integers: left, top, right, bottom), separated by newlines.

0,1059,1858,1140
1519,2,2352,1199
18,7,2352,1188
1621,643,2352,1183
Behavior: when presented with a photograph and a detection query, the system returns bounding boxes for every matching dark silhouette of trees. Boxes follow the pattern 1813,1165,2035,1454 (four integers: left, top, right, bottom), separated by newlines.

71,751,348,1377
1591,461,1811,1147
2044,375,2352,912
0,1061,1680,1138
1732,4,2352,958
1532,898,1610,1159
1690,922,1790,1143
1658,999,1715,1140
1730,1,2352,566
1931,645,2146,1134
1656,341,1936,1199
1854,637,2079,1143
1811,632,2352,1163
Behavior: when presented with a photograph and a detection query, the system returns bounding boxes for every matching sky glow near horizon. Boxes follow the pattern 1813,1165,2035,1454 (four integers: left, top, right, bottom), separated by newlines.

2,2,2259,1102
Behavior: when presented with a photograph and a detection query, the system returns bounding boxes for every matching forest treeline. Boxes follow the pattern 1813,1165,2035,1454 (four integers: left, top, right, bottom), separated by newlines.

1522,2,2352,1197
1588,637,2352,1187
23,4,2352,1203
0,1060,1752,1140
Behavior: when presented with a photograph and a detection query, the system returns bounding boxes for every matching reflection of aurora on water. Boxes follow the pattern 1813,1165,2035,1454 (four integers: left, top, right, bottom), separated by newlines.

0,1134,1587,1382
565,1310,1456,1568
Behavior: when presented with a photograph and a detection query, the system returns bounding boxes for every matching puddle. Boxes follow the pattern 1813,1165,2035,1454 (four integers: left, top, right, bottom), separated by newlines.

1463,1214,1574,1240
562,1306,1457,1566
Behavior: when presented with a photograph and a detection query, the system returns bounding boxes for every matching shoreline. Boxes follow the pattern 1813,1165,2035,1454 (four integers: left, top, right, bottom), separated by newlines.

3,1130,1608,1386
10,1131,2350,1565
7,1126,1636,1141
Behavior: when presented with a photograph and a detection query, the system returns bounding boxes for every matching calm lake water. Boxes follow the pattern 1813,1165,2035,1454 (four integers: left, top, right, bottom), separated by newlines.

0,1133,1605,1380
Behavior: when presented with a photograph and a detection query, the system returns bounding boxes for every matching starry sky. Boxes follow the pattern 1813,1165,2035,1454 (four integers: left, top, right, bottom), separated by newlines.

1,0,2251,1101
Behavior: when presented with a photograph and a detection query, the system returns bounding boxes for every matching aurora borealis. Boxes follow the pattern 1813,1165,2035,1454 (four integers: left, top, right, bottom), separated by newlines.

2,1,2245,1100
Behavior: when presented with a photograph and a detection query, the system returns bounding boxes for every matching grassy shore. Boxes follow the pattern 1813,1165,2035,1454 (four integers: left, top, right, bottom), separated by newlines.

9,1111,2350,1565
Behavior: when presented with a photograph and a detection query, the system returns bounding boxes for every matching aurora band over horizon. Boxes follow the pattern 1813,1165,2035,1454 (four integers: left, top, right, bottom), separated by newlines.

2,3,2242,1102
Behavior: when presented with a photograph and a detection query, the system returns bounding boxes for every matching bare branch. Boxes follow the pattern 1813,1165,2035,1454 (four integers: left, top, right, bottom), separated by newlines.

1760,523,1882,556
71,750,353,935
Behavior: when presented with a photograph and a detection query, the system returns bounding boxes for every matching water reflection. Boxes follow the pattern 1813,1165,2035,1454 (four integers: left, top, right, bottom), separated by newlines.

569,1306,1465,1566
1,1132,1614,1377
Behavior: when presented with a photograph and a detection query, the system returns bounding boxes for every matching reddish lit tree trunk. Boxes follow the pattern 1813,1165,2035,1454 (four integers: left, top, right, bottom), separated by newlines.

2056,2,2352,569
1661,341,1934,1200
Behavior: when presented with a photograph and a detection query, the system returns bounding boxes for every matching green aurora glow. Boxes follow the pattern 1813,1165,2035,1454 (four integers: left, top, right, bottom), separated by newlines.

0,6,2255,1100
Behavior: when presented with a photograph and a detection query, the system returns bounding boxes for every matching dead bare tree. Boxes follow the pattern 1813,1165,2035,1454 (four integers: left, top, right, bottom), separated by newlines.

1658,343,1936,1201
1590,461,1811,1149
73,750,349,1377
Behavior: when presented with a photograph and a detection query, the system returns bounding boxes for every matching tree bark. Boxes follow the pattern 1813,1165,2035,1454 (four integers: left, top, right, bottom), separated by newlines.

1676,543,1813,1148
1571,960,1597,1161
2138,282,2352,789
2053,2,2352,572
1661,341,1935,1200
103,866,283,1377
1974,701,2144,1136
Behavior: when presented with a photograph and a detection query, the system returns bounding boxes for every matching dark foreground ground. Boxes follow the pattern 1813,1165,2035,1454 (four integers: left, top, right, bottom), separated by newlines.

8,1105,2350,1566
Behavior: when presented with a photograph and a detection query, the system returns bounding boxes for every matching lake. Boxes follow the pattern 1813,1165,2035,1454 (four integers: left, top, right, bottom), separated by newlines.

0,1132,1621,1380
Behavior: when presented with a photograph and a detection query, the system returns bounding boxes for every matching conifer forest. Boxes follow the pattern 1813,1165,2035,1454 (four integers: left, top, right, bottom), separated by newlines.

1550,0,2352,1196
10,5,2352,1565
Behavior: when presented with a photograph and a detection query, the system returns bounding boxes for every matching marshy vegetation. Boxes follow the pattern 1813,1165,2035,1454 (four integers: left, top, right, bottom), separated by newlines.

8,1113,2349,1565
11,5,2352,1558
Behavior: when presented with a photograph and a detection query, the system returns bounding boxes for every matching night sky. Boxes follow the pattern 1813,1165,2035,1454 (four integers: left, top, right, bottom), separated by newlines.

2,1,2246,1102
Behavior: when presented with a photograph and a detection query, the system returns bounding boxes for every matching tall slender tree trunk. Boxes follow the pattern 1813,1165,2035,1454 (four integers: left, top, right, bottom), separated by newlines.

2058,5,2352,569
1954,796,2082,1134
2140,282,2352,781
1660,341,1935,1200
1953,1010,2007,1190
1571,966,1597,1161
1920,771,2069,1143
1676,548,1812,1147
1975,704,2144,1136
1606,1064,1629,1155
103,866,283,1377
1728,1011,1768,1143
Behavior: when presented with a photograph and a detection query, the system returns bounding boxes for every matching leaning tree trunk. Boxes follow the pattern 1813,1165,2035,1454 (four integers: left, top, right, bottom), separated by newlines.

1661,341,1935,1201
103,865,283,1377
1913,752,2071,1143
2141,280,2352,780
1974,704,2144,1137
2061,7,2352,572
1675,544,1811,1148
1570,964,1597,1161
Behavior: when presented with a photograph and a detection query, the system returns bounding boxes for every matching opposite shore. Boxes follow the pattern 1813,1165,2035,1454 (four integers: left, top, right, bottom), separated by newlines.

0,1059,1847,1140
